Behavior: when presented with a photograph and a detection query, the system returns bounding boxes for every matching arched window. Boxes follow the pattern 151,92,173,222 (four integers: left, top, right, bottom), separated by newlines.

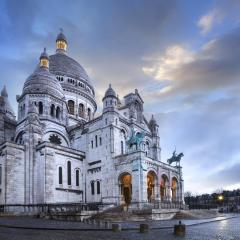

56,106,60,119
68,100,75,115
121,141,124,154
22,104,25,118
146,141,150,156
79,103,85,118
91,181,95,195
99,137,102,146
97,181,101,194
76,169,80,187
95,135,98,147
58,167,62,185
0,165,2,185
67,161,71,186
39,102,43,114
87,108,91,120
50,104,55,117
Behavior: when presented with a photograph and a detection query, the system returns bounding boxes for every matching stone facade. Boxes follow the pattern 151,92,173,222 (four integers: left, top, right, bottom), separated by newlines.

0,31,184,207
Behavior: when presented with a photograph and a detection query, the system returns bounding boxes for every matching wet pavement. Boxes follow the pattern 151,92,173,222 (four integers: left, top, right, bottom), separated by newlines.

0,215,239,239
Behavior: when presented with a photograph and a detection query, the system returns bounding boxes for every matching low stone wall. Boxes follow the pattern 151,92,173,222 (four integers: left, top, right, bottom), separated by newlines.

40,210,99,221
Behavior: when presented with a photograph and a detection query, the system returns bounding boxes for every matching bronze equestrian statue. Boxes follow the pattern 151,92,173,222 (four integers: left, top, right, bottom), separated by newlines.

167,150,184,165
126,128,145,150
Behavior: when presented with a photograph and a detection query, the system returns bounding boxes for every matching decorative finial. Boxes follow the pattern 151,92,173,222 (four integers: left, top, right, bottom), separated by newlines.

60,28,63,33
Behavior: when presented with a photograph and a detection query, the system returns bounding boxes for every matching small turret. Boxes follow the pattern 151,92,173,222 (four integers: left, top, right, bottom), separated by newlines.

149,114,159,136
39,47,49,69
0,85,15,120
102,84,118,112
1,85,8,98
149,114,161,161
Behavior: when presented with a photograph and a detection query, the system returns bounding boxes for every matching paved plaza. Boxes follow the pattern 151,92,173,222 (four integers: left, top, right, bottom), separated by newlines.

0,216,239,240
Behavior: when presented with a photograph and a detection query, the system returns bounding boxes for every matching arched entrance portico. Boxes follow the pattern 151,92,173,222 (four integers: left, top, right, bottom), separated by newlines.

171,177,178,202
160,174,169,201
147,171,157,202
119,173,132,205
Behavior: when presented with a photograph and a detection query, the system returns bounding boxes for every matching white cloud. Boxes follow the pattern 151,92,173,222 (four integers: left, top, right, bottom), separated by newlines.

198,9,224,35
142,45,194,81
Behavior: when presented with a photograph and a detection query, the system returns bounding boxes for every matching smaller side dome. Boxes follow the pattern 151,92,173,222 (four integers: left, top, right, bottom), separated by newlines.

56,29,67,52
103,84,117,100
22,49,65,100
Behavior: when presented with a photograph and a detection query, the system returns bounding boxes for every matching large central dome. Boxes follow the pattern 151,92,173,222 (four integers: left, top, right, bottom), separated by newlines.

49,52,93,87
46,30,97,125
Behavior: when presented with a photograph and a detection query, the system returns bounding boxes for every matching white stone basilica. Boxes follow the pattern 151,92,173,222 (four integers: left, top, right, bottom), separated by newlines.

0,31,184,208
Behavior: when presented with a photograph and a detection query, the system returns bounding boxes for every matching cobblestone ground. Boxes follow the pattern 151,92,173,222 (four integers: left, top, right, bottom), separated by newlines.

0,216,240,240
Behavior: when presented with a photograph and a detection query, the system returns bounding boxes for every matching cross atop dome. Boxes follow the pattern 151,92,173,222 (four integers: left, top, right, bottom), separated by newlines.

56,28,68,52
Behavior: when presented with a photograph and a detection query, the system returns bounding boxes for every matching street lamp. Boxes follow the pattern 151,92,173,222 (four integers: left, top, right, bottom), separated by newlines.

218,195,224,201
218,195,224,212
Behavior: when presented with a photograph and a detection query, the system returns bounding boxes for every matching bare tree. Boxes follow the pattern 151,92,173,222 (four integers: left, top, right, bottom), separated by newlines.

184,191,192,198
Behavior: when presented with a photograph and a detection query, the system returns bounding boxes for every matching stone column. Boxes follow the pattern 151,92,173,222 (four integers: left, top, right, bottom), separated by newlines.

155,183,161,201
167,185,172,202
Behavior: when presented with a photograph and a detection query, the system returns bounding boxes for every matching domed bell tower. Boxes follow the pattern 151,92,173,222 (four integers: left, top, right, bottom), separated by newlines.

102,84,118,113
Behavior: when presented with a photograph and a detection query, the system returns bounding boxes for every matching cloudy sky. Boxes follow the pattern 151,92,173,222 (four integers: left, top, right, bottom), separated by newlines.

1,0,240,194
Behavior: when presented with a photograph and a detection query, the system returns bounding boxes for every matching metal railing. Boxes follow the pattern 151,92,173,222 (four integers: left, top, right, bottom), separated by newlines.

0,202,107,214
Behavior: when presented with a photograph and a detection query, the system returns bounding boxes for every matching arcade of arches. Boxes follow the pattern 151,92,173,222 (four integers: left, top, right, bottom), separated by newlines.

119,172,179,204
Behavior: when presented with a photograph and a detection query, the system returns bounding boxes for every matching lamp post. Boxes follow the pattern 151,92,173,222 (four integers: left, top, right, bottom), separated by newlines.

218,195,224,212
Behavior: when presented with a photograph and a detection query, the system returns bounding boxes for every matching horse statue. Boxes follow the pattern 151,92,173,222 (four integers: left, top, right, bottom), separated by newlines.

167,150,184,165
126,128,145,150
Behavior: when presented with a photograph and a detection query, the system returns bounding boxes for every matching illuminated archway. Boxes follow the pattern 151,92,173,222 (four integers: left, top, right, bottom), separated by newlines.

160,174,169,201
171,177,178,202
119,173,132,205
147,171,157,202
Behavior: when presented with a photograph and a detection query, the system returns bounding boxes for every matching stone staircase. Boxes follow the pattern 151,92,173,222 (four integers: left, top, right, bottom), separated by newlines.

91,204,179,221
